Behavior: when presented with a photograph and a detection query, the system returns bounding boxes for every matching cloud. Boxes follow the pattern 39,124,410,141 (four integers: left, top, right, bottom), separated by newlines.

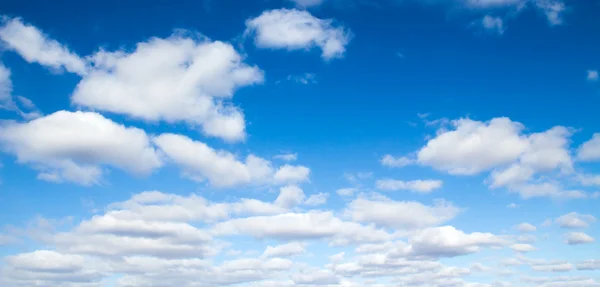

153,134,310,188
212,211,393,245
274,164,311,184
289,0,325,8
417,118,529,175
336,188,357,197
274,153,298,161
245,9,351,60
480,15,505,35
534,0,566,26
576,260,600,270
304,192,329,206
510,243,537,253
275,185,306,209
375,179,443,193
286,73,317,84
0,111,162,185
555,212,596,229
408,226,508,258
292,269,339,285
514,223,537,233
72,32,263,142
0,62,13,108
0,17,87,75
343,196,460,229
565,232,595,245
380,154,414,168
577,133,600,162
587,70,599,82
261,242,306,258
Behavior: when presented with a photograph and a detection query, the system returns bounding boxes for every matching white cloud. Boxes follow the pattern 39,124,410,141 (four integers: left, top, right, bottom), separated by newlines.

510,243,537,253
275,185,306,209
418,118,529,175
274,164,311,184
274,153,298,161
212,211,392,245
261,242,306,258
375,179,443,193
577,134,600,162
565,232,595,245
292,269,339,285
480,15,504,35
245,9,351,60
0,62,12,109
507,203,518,208
343,196,460,229
555,212,596,229
380,154,414,168
336,187,357,197
534,0,566,26
576,260,600,270
514,222,537,233
465,0,525,8
72,33,263,142
408,226,508,258
304,192,329,206
286,73,317,84
587,70,599,82
0,17,87,75
0,111,162,185
509,182,587,200
153,133,272,187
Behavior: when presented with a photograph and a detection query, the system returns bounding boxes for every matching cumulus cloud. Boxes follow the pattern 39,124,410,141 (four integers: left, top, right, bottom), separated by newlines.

304,192,329,206
577,134,600,162
275,185,306,209
0,62,13,108
0,17,87,75
510,243,537,253
565,232,595,245
555,212,596,229
588,70,599,82
0,111,162,185
274,153,298,161
343,196,460,229
261,242,306,258
534,0,566,26
336,188,357,197
292,269,339,285
576,260,600,270
408,226,508,258
375,179,443,193
72,33,263,142
153,133,310,187
245,9,351,60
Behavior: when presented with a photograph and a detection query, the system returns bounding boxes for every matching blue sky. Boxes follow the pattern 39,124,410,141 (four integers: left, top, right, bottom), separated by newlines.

0,0,599,286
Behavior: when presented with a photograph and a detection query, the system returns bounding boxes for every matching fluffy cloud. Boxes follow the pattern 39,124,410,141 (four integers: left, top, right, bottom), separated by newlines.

292,269,339,285
408,226,508,258
555,212,596,229
336,188,357,197
0,111,162,185
576,260,600,270
212,211,393,245
417,118,529,175
274,164,311,184
304,192,329,206
514,222,537,233
72,33,263,142
0,17,87,75
577,134,600,162
154,133,310,187
1,250,103,287
343,196,460,229
245,9,351,60
380,154,414,168
534,0,566,26
565,232,595,245
375,179,443,193
275,185,306,209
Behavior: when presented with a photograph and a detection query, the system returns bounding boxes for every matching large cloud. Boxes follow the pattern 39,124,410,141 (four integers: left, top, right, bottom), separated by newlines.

72,33,263,142
0,111,162,185
245,9,351,60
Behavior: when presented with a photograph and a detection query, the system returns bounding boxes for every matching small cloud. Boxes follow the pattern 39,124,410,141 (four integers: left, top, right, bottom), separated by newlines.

336,187,357,197
274,153,298,161
587,70,599,82
287,73,317,84
480,15,504,35
507,203,518,208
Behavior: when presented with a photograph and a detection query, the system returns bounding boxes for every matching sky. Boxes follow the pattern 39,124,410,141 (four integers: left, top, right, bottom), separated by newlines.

0,0,599,286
